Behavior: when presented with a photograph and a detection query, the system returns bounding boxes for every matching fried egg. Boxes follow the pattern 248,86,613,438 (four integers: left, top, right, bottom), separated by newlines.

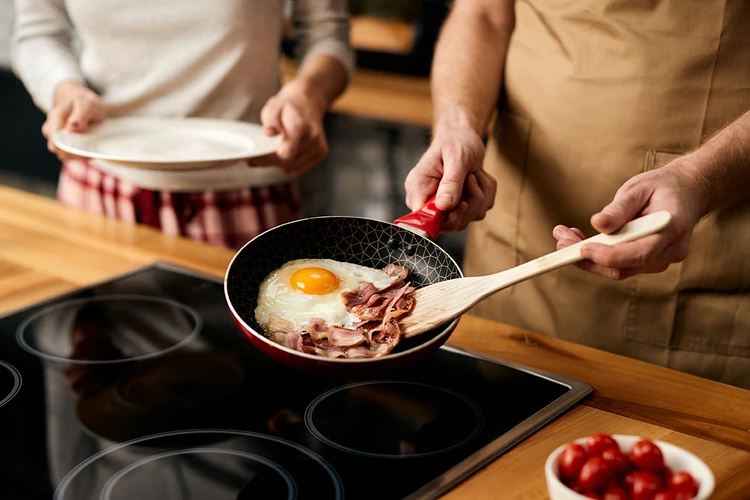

254,259,399,331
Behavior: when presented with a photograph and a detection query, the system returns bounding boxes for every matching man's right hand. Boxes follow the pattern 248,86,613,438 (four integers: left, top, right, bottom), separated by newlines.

404,121,496,232
42,81,105,161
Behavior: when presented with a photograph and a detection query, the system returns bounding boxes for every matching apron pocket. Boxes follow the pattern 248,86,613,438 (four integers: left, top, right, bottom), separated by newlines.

626,150,750,358
624,150,684,347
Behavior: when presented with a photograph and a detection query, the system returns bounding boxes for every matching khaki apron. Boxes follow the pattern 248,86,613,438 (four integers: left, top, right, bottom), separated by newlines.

464,0,750,389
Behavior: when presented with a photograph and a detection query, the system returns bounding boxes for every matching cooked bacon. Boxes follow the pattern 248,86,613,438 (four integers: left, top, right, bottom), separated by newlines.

341,282,382,308
262,264,416,359
304,318,367,347
270,330,303,351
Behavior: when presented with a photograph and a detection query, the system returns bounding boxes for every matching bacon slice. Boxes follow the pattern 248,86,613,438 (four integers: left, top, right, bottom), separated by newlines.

263,264,416,359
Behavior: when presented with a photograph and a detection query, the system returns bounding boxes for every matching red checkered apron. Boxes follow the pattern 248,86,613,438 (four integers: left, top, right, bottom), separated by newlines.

57,160,302,250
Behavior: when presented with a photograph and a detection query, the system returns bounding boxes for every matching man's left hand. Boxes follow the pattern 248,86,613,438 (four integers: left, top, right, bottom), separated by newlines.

553,155,707,280
253,81,328,175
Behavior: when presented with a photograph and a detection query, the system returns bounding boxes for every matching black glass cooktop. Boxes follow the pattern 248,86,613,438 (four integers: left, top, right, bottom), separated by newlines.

0,263,591,499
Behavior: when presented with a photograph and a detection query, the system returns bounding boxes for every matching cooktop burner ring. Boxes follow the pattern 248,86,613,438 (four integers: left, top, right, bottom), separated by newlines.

54,429,344,500
0,360,22,408
99,447,297,500
304,380,484,459
16,294,202,365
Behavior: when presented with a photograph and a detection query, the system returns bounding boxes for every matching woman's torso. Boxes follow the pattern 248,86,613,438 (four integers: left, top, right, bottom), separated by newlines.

66,0,284,123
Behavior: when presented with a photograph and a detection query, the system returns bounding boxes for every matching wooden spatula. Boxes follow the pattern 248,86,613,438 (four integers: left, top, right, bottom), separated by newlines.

399,210,672,338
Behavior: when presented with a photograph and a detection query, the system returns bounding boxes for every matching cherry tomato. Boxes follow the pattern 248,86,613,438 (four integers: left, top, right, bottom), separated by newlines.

601,447,633,475
578,456,615,491
668,471,699,497
660,467,673,486
673,492,695,500
587,433,619,456
630,470,664,500
654,491,676,500
629,439,665,472
582,493,602,499
623,471,638,489
559,443,588,480
602,484,629,500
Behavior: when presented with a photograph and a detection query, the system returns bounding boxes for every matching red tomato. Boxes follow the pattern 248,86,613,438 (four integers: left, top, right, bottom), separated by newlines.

653,491,676,500
601,447,633,476
629,440,665,472
578,456,615,491
673,492,695,500
660,467,673,486
559,443,588,480
630,470,664,500
623,471,638,489
602,484,629,500
668,471,699,497
582,493,602,499
587,433,619,456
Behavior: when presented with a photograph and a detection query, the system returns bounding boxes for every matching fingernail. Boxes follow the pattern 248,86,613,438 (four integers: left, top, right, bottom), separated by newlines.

553,227,563,238
70,121,79,128
438,194,454,205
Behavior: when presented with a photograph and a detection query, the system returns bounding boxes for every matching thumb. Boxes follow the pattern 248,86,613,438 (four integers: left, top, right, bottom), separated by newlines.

434,155,470,212
260,97,283,137
592,184,651,234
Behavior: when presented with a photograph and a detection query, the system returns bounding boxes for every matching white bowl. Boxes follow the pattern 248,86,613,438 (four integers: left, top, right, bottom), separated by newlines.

545,434,715,500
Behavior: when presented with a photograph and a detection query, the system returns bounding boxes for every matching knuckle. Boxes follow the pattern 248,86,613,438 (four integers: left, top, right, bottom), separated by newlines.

443,144,471,167
603,254,620,268
612,271,627,281
673,242,689,262
631,244,656,267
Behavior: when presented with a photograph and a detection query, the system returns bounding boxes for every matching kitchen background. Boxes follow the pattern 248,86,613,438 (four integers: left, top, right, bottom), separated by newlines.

0,0,466,263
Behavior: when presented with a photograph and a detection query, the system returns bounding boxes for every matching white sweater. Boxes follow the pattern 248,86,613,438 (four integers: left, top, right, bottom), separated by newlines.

11,0,353,191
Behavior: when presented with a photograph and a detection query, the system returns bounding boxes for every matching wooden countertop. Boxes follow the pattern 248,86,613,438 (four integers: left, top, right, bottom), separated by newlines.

1,185,749,498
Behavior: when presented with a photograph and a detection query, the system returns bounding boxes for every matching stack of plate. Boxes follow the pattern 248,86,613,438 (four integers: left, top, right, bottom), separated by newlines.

52,117,281,170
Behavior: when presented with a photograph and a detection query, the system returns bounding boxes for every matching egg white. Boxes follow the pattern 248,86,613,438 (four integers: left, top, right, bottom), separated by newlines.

254,258,399,332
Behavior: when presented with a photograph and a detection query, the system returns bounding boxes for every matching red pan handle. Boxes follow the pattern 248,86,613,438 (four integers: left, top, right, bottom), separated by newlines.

393,195,445,240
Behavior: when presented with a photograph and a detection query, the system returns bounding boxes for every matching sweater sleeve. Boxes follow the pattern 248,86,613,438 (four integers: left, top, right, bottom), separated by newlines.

293,0,355,82
11,0,85,112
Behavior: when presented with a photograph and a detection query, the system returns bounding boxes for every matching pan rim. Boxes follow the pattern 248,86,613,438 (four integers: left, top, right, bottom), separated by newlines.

224,215,463,364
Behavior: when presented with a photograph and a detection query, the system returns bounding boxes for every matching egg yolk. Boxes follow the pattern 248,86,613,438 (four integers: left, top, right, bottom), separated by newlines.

290,267,339,295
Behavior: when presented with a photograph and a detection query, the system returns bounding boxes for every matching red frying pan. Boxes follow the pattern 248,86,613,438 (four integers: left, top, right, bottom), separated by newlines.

224,197,462,375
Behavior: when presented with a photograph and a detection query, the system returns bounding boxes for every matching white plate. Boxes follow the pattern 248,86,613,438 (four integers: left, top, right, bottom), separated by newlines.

52,117,281,170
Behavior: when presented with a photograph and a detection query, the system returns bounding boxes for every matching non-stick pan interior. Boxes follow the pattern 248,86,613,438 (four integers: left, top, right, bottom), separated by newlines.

226,217,463,354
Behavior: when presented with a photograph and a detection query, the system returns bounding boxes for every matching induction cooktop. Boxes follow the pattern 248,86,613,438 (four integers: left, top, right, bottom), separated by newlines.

0,262,591,499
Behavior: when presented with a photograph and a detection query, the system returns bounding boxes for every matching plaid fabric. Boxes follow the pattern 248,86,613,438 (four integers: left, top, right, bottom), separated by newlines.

57,160,302,250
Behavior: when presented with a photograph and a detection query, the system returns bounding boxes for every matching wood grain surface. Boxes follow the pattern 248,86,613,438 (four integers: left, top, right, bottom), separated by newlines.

1,186,749,499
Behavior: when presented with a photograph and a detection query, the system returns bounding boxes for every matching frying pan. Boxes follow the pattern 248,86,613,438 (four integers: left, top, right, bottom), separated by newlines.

224,197,461,375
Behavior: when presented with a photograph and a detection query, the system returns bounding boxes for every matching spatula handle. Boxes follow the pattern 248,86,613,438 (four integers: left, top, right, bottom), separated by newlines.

552,210,672,266
486,210,673,293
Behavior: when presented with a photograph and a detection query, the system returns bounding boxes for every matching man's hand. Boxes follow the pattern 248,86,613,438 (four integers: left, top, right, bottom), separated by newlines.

43,81,105,162
253,80,329,175
404,121,496,231
553,155,707,280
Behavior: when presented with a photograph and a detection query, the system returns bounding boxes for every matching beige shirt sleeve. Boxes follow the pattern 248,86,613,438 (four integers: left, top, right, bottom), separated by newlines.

11,0,84,112
293,0,355,81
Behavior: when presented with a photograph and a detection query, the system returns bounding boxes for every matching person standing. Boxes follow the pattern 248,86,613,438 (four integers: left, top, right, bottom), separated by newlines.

12,0,353,249
404,0,750,388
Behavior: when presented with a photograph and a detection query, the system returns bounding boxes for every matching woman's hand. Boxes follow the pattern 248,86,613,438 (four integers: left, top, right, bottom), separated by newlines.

553,155,707,280
42,81,105,161
253,80,329,175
